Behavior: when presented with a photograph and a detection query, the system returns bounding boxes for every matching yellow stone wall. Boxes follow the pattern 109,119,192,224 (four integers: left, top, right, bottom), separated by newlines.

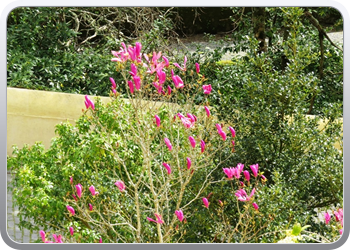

7,87,342,156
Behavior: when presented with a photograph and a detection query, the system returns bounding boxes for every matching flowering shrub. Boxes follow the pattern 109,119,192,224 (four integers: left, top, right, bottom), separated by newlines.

8,37,343,243
9,42,265,243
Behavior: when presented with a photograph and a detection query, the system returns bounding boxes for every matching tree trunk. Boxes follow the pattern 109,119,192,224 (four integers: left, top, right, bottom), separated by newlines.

252,7,267,53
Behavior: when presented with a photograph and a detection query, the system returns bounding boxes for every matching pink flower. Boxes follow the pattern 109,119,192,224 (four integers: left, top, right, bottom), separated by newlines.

200,140,205,153
235,188,255,202
129,64,138,76
66,205,75,216
231,141,235,148
75,184,82,198
204,106,210,117
128,80,134,94
89,203,93,211
115,180,126,192
218,200,223,207
340,229,343,235
252,202,259,210
177,113,185,119
164,138,173,151
162,162,172,175
99,238,103,243
195,63,200,74
202,84,212,95
173,56,187,71
69,176,73,184
188,136,196,148
133,75,141,90
338,208,343,217
155,115,161,127
84,95,95,110
202,197,209,208
243,170,250,182
147,213,164,224
89,185,98,196
324,212,331,224
167,86,172,95
157,70,166,85
40,230,46,242
69,227,74,236
162,56,169,67
223,167,236,179
110,77,117,89
216,124,227,141
50,234,63,243
261,175,266,181
186,157,191,169
187,113,196,123
181,117,194,128
334,211,342,221
228,127,236,138
171,69,184,88
175,210,184,222
250,164,259,178
72,194,78,201
237,163,244,174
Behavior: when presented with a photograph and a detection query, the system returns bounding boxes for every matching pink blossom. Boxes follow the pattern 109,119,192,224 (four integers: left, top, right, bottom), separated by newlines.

177,113,185,119
40,230,46,242
129,64,138,76
216,124,227,141
89,203,93,211
66,205,75,216
155,115,161,127
162,162,172,175
133,75,141,90
334,211,342,221
195,63,200,74
84,95,95,110
187,113,196,123
231,141,235,149
89,185,98,196
223,167,236,179
175,210,184,222
340,229,343,235
162,56,169,67
167,86,172,95
72,194,77,201
186,157,191,169
127,80,134,94
243,170,250,182
173,56,187,71
164,138,173,151
204,106,210,117
147,213,164,224
324,212,331,224
252,202,259,210
228,127,236,138
237,163,244,173
218,200,223,207
109,77,116,89
250,164,259,177
235,188,255,202
188,136,196,148
261,175,266,181
69,176,73,184
181,117,194,128
200,140,205,153
75,184,82,198
202,84,212,95
157,70,166,85
99,238,103,243
202,197,209,208
115,180,126,192
69,227,74,236
171,69,184,88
